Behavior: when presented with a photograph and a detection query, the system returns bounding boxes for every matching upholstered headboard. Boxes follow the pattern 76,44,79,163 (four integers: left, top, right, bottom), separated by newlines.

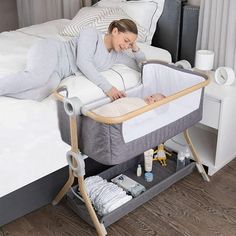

92,0,199,66
152,0,199,65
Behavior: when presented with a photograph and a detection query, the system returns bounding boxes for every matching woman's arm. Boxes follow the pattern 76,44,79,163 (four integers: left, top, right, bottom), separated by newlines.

76,28,112,93
116,42,146,71
76,28,126,100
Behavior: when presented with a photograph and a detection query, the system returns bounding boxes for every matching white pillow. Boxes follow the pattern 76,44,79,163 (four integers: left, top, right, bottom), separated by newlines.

95,0,127,8
60,7,110,36
92,8,149,43
60,7,149,43
97,0,165,44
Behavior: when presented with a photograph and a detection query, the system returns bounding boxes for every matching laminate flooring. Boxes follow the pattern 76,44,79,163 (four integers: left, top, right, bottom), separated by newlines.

1,159,235,236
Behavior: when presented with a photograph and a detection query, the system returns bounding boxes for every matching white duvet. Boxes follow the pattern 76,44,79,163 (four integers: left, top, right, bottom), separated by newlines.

0,19,171,197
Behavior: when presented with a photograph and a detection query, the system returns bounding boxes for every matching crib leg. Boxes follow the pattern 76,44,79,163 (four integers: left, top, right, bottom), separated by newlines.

52,169,74,205
53,94,106,234
183,129,210,182
78,176,107,236
52,111,80,205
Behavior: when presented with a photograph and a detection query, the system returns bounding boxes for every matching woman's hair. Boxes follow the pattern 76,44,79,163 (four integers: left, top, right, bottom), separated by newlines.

108,19,138,35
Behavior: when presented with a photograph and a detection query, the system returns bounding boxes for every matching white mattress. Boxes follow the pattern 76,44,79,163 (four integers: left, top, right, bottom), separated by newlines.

0,19,171,197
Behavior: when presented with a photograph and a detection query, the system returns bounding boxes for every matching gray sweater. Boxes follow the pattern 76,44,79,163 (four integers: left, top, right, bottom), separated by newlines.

65,27,146,92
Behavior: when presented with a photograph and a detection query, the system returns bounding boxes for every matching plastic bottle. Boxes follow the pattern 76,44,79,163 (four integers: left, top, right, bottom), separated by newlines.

144,149,154,172
144,172,153,182
137,164,142,177
176,151,185,171
184,147,191,165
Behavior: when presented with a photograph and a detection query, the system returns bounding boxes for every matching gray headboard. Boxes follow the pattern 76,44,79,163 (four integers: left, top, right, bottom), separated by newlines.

152,0,199,65
92,0,199,66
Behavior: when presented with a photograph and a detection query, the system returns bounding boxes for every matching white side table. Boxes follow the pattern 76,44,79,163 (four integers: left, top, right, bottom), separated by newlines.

165,71,236,175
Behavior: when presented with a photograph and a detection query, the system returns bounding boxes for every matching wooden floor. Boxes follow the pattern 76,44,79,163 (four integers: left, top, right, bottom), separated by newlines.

1,159,236,236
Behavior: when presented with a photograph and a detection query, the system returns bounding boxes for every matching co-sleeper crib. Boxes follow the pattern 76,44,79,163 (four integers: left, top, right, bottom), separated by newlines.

53,61,209,236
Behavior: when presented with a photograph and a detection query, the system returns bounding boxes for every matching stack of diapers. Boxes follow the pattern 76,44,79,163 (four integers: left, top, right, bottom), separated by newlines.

85,176,132,216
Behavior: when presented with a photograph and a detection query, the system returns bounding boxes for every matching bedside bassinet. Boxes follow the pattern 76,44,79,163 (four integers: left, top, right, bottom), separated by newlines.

53,61,209,236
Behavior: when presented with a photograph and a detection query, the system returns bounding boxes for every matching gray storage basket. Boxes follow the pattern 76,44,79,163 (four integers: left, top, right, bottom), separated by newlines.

67,156,195,228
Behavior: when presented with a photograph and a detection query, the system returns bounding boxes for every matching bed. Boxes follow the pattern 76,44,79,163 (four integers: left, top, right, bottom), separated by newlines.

0,0,200,226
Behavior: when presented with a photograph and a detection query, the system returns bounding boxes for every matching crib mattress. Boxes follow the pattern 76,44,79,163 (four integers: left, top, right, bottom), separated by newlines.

0,20,171,197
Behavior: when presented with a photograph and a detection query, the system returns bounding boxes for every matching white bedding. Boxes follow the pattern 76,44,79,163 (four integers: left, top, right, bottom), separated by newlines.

0,19,171,197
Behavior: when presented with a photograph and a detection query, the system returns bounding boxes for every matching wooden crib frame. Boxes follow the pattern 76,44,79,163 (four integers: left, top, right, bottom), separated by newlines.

52,68,210,236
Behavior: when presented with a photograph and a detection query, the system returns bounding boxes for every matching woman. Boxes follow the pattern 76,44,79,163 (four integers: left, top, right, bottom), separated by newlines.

0,19,146,101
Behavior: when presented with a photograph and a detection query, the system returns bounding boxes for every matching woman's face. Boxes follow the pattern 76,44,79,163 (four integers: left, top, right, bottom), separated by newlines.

111,27,137,52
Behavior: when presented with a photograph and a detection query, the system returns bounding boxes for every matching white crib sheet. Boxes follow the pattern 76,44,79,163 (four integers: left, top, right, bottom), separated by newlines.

0,20,171,197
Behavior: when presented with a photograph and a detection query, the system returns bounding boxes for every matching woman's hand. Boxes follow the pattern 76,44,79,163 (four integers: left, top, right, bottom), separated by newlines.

105,87,126,101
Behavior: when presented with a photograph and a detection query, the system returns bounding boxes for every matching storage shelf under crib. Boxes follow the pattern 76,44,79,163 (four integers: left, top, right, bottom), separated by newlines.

67,155,195,228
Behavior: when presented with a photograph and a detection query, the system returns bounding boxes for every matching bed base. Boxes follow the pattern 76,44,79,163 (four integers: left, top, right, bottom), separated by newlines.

52,81,209,235
0,166,68,227
0,157,110,227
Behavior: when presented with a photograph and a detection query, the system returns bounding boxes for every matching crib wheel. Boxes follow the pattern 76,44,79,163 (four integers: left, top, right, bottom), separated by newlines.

64,97,82,117
66,150,85,177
